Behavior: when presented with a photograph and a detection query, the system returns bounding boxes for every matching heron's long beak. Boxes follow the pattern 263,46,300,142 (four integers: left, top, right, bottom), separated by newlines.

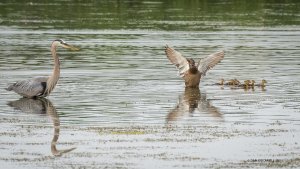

61,43,80,51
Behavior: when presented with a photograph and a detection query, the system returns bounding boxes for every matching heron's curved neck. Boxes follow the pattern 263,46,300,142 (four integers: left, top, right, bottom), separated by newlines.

45,44,60,96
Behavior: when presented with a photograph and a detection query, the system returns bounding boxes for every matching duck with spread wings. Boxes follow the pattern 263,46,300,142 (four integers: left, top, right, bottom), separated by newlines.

165,45,225,88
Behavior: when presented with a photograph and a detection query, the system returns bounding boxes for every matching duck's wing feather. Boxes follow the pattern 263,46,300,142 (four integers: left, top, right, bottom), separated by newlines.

197,50,225,76
7,76,48,97
165,45,189,77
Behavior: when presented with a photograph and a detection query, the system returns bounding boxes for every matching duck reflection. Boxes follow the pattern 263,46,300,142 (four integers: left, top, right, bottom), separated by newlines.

7,98,76,156
167,87,223,122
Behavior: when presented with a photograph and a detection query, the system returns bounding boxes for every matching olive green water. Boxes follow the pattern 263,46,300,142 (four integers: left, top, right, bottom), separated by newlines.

0,1,300,168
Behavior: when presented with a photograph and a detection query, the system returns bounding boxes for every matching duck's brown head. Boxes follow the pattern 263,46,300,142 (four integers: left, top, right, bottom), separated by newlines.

187,58,198,74
187,58,196,67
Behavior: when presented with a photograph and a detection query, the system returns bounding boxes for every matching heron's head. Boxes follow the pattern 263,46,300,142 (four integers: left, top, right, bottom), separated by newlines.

52,39,80,51
187,58,195,67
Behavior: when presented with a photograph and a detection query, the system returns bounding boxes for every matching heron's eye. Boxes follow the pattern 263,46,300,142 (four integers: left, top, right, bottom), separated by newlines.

60,40,66,44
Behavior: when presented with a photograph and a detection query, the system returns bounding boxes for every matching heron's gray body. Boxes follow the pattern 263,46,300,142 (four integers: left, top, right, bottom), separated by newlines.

6,76,48,98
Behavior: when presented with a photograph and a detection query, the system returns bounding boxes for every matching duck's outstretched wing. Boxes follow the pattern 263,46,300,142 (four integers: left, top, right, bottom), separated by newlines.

197,50,225,76
6,76,48,98
165,45,189,77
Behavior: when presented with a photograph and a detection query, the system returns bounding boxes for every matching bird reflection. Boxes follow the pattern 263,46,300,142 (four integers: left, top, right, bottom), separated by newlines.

167,87,222,122
7,98,76,156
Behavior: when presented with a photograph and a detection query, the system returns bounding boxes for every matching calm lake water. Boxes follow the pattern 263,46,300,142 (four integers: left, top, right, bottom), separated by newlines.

0,1,300,168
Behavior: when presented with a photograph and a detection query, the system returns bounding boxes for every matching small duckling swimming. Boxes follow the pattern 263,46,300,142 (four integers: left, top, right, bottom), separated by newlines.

215,79,225,85
225,79,236,85
250,80,256,88
239,80,250,88
244,80,251,89
255,79,267,87
233,79,241,85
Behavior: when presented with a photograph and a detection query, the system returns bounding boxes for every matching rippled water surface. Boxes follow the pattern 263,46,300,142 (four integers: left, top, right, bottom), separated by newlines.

0,1,300,168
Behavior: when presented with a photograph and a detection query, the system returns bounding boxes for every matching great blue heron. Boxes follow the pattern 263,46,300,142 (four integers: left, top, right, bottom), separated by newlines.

6,39,79,98
165,45,225,88
7,98,76,156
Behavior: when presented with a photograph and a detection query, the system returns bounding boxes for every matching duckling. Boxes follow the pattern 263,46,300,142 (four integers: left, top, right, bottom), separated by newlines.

233,79,241,85
225,79,235,85
250,80,256,88
244,80,251,89
239,80,250,88
215,79,225,85
255,79,267,87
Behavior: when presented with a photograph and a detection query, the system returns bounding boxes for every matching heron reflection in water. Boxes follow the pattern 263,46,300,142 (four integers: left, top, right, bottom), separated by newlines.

7,98,76,156
6,39,79,98
167,87,223,123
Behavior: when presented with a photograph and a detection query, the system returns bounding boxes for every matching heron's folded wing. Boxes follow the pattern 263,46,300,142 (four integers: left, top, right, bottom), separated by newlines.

197,50,225,76
165,45,189,77
10,77,47,97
